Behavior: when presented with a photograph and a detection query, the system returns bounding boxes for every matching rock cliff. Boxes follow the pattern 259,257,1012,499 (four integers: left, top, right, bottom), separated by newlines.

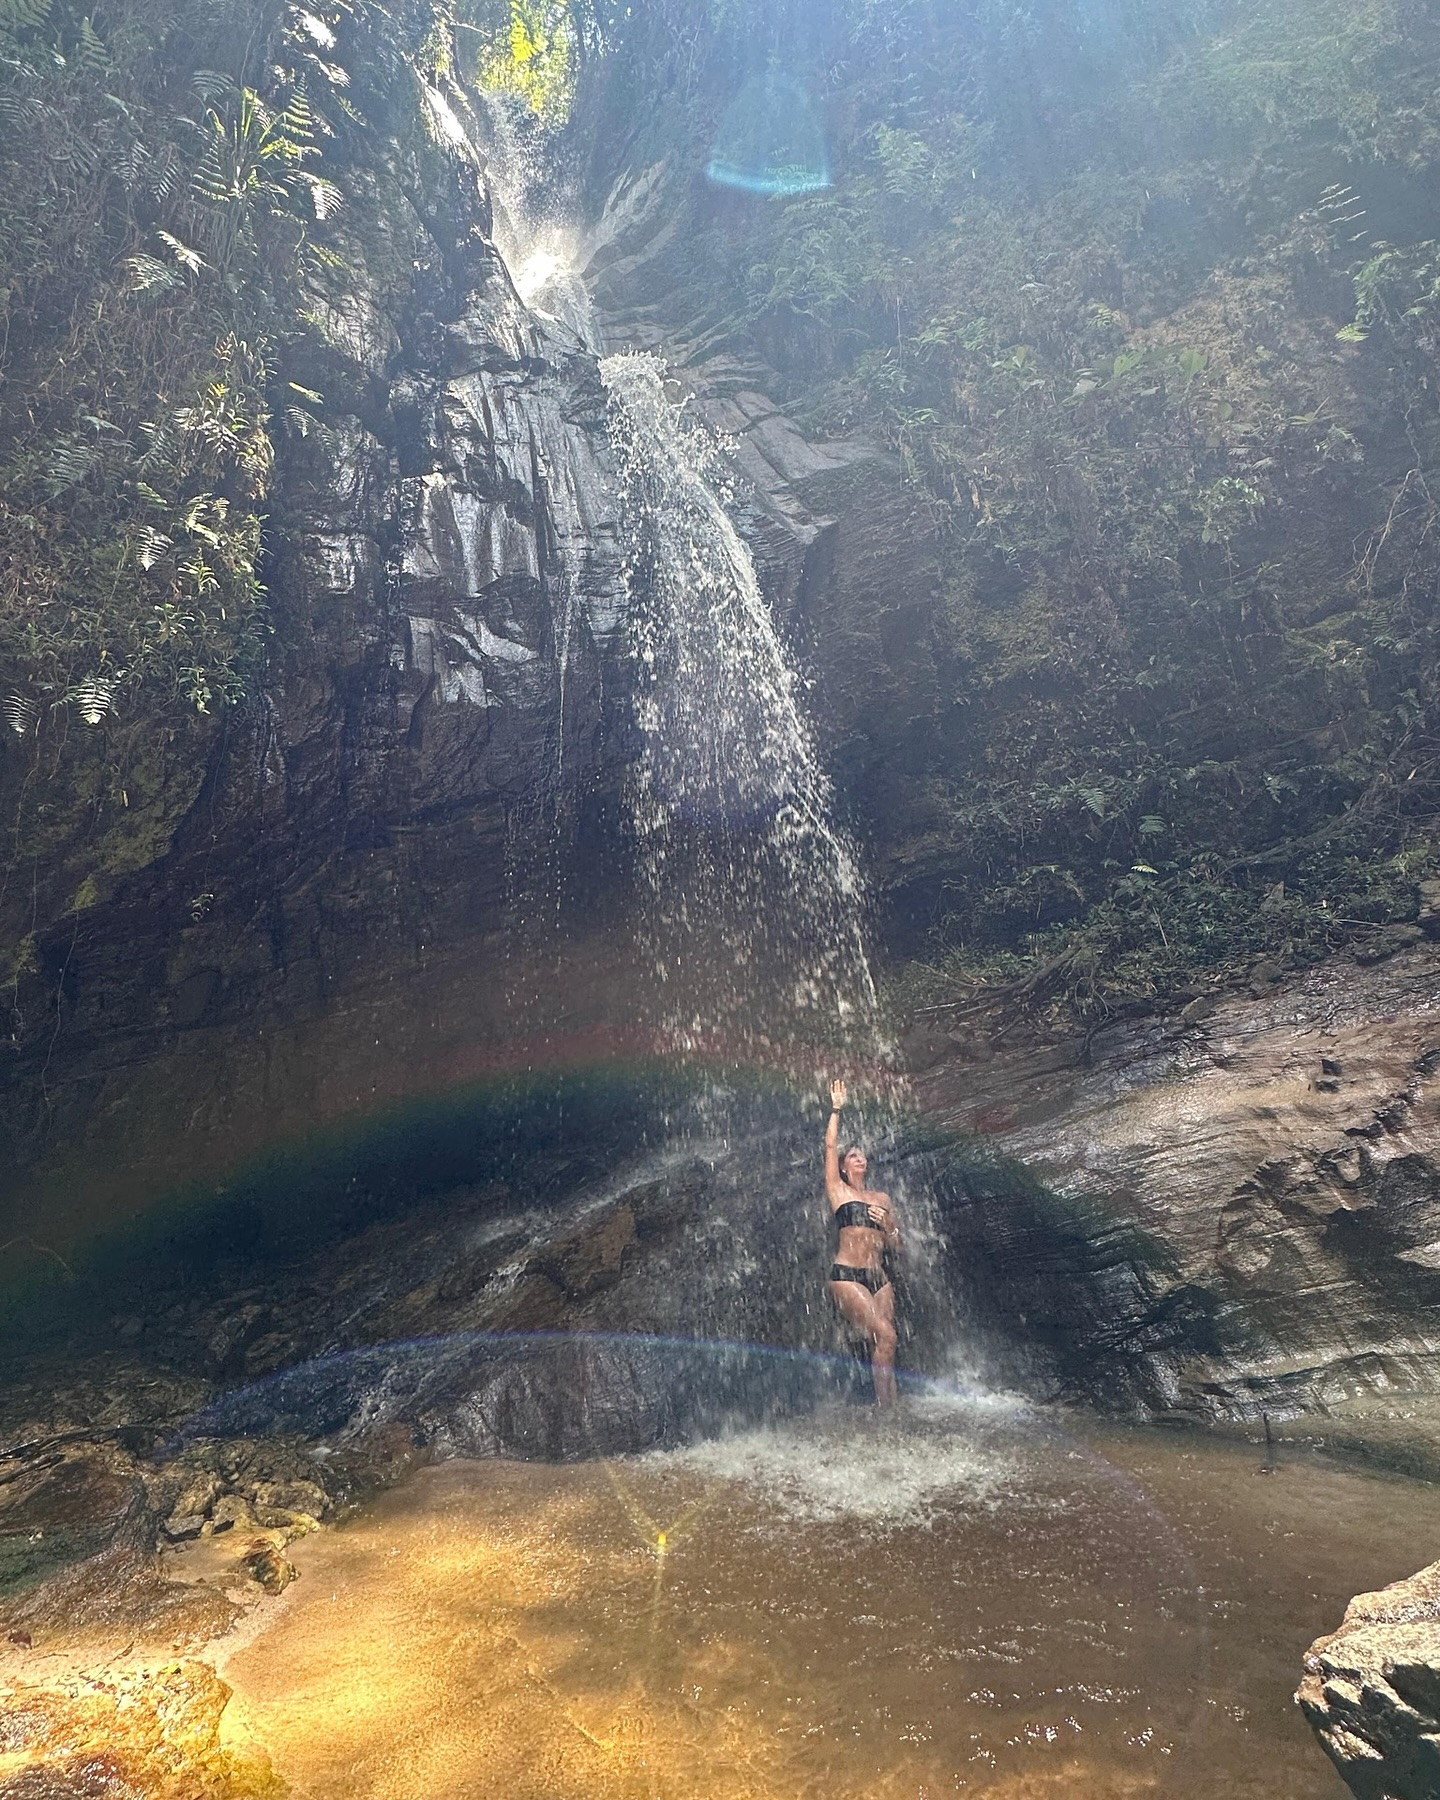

0,75,637,1251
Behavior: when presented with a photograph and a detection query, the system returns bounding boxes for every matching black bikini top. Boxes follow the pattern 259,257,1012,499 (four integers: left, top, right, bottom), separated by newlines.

834,1198,881,1233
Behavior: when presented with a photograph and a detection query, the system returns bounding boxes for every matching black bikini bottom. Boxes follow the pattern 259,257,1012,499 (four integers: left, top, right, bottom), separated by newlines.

829,1263,890,1296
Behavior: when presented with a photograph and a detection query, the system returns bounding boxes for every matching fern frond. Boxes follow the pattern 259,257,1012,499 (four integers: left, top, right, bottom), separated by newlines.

0,93,46,130
190,67,235,101
75,16,111,74
148,144,182,201
50,131,99,173
136,420,179,478
70,676,114,725
0,0,52,34
2,692,37,735
134,525,172,568
115,135,148,190
300,170,343,219
44,435,100,493
125,252,183,293
157,228,207,272
190,136,230,204
280,81,315,144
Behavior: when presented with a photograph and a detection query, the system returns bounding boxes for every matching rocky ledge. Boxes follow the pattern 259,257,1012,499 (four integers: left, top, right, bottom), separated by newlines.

911,942,1440,1417
1298,1559,1440,1800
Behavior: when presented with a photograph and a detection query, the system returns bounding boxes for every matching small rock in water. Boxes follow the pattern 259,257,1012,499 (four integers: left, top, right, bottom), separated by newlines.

242,1540,297,1594
8,1628,33,1647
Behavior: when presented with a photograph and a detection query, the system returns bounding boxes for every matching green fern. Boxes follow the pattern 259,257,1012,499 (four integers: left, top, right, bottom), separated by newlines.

125,253,184,294
43,436,101,494
0,0,51,33
74,16,110,75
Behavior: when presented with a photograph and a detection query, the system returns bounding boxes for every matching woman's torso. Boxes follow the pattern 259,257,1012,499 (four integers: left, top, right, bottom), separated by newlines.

830,1189,890,1269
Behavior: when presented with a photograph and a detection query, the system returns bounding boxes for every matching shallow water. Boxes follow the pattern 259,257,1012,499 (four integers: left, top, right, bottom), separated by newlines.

211,1398,1438,1798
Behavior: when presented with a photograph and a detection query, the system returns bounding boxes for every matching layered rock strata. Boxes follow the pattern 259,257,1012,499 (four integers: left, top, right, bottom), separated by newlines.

914,943,1440,1413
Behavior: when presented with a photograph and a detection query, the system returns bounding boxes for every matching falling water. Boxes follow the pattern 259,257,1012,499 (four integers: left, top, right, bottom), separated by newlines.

482,93,598,352
600,350,884,1073
481,123,942,1350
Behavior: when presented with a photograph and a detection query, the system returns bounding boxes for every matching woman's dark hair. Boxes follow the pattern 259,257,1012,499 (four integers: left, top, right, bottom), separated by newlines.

839,1144,864,1184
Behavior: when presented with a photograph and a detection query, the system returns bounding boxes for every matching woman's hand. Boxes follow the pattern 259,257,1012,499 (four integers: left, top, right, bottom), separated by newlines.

830,1078,847,1111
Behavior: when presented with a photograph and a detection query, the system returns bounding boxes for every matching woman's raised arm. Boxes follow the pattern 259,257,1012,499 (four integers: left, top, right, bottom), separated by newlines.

824,1078,847,1203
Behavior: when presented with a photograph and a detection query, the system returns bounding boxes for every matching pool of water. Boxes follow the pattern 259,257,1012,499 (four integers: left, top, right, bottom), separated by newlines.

207,1395,1437,1798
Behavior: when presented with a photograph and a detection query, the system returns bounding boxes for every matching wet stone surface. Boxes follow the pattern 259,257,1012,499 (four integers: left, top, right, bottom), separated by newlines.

1298,1558,1440,1800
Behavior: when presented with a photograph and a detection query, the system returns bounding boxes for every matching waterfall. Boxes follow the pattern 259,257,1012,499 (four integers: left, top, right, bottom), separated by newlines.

476,121,957,1374
600,349,884,1074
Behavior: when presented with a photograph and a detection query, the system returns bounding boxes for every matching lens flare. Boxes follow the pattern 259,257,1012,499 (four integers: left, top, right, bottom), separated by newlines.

706,70,830,196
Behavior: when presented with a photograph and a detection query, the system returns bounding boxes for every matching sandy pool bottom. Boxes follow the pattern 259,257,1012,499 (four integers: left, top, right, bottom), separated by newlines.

209,1400,1440,1798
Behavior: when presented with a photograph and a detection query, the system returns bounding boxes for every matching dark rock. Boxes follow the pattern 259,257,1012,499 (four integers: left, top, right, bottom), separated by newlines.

0,74,631,1246
1248,959,1286,995
168,967,221,1028
0,1453,141,1599
898,1021,951,1071
240,1540,297,1594
205,1305,273,1381
5,1475,238,1648
1354,924,1426,964
488,1272,570,1331
917,946,1440,1413
161,1473,219,1542
240,1332,300,1381
435,1226,529,1304
542,1205,636,1298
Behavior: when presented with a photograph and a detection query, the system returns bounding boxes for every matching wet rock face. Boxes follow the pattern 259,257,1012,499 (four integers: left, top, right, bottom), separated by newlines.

0,83,634,1238
916,946,1440,1413
1298,1560,1440,1800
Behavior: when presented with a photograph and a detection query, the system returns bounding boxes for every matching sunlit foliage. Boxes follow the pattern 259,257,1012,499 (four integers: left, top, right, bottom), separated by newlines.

0,0,356,727
463,0,576,120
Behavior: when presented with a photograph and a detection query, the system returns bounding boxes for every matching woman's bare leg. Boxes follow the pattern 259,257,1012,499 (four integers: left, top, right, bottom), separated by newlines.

828,1280,899,1406
870,1281,899,1405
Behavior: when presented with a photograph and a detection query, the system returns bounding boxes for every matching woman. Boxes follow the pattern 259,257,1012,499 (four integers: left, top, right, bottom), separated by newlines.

824,1078,901,1405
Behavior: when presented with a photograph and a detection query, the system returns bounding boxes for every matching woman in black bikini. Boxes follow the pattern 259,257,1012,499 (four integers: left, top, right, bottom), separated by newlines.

825,1078,900,1405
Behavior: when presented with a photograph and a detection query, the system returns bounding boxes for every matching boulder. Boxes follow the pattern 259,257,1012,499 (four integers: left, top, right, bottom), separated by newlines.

1298,1560,1440,1799
0,1661,278,1798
